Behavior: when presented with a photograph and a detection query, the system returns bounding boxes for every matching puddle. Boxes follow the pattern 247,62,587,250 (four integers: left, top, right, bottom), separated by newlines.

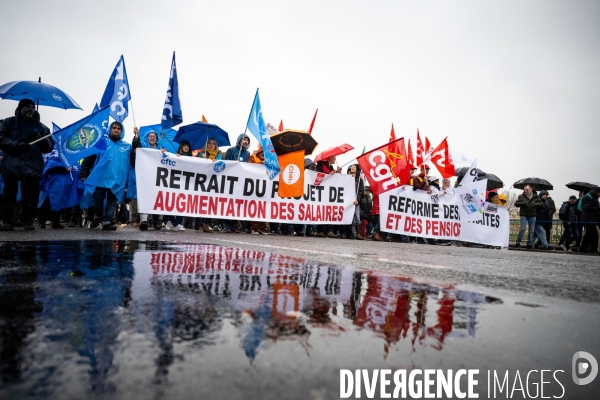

0,241,598,399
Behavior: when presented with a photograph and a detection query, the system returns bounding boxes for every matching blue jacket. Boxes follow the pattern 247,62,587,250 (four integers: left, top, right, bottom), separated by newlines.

224,133,251,161
83,138,132,202
38,155,84,211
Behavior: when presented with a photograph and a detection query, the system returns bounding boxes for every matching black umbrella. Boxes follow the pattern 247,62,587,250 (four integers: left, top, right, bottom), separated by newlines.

565,181,597,193
483,173,504,190
513,177,553,191
270,129,319,156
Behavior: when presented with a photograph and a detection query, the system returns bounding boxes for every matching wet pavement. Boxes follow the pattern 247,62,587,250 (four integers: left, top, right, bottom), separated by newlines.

0,234,599,399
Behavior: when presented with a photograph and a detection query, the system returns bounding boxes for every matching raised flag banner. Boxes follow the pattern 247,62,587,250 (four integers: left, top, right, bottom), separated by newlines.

162,52,183,129
246,89,280,180
308,109,318,133
201,115,207,123
379,179,507,247
278,120,283,132
53,106,110,168
407,139,414,167
135,148,355,224
456,179,487,220
460,158,479,187
278,150,305,198
99,55,131,123
416,129,424,166
356,137,410,196
52,122,61,133
429,137,456,178
389,123,396,142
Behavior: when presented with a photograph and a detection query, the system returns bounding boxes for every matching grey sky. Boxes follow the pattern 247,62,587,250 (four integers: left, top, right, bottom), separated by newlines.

1,0,598,203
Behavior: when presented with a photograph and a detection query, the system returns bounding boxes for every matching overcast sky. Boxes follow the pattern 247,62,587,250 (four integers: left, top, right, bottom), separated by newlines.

1,0,598,203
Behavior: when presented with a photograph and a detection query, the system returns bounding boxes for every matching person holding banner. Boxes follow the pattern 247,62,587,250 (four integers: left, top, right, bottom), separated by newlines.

131,127,165,231
163,141,192,231
224,134,251,162
0,99,54,231
413,165,432,194
82,121,132,231
247,145,269,235
315,155,341,238
194,138,222,232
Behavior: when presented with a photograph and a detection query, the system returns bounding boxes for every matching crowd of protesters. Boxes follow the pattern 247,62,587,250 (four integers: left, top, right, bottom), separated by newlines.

1,101,599,254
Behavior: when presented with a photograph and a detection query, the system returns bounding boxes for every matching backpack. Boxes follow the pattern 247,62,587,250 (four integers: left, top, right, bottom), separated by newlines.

559,202,569,220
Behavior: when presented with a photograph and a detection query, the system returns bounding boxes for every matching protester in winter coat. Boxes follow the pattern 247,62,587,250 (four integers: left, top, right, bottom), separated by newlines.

514,185,542,248
360,186,372,239
531,190,552,250
131,128,166,231
0,99,54,231
413,165,431,194
162,141,192,231
224,133,251,162
315,155,341,238
558,195,578,251
81,121,132,231
196,138,222,161
579,186,600,253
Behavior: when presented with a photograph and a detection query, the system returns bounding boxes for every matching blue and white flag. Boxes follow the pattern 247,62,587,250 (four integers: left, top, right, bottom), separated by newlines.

246,89,280,180
161,51,183,129
53,106,111,168
99,55,131,123
52,122,61,133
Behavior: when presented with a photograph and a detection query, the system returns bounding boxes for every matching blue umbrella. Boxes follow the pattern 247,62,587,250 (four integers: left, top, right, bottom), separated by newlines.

139,124,179,153
174,121,230,151
0,79,82,110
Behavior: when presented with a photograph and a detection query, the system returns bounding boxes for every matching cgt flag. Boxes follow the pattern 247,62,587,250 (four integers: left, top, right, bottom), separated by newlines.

357,137,410,196
53,106,110,168
429,137,456,178
277,150,305,198
416,129,424,166
99,55,131,123
162,51,183,129
246,89,280,180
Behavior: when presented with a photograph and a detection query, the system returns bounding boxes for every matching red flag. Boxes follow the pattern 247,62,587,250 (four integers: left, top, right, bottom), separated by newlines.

278,120,283,132
425,137,431,154
416,129,424,167
308,109,318,134
407,139,414,168
357,137,410,196
389,124,396,142
429,137,456,178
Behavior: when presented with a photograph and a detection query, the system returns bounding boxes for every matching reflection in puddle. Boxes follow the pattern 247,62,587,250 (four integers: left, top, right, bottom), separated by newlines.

0,241,501,398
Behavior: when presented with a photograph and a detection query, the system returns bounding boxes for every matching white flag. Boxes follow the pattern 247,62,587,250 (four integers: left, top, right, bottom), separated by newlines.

459,158,479,187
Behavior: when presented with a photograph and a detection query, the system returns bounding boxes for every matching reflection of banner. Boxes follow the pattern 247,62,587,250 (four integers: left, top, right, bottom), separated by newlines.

379,182,509,247
136,148,355,224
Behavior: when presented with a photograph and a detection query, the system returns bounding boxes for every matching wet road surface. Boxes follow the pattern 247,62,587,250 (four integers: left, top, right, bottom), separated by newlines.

0,230,599,399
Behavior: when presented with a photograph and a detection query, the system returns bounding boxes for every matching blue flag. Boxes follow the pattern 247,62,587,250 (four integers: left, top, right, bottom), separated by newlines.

246,89,280,180
53,106,110,168
52,122,61,133
100,55,131,123
161,52,183,129
92,103,99,113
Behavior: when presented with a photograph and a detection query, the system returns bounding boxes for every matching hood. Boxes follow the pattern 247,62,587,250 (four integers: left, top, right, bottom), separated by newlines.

236,133,251,149
109,121,125,141
177,140,192,155
589,186,600,197
539,190,549,196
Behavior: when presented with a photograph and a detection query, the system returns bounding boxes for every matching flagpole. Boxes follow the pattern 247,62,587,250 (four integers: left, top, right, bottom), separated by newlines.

130,99,138,128
238,89,258,162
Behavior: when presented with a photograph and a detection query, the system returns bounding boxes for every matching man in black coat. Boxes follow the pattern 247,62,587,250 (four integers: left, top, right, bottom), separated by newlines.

514,185,542,248
0,99,54,231
579,186,600,253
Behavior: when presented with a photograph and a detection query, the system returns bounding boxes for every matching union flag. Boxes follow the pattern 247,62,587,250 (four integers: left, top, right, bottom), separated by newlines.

357,137,410,196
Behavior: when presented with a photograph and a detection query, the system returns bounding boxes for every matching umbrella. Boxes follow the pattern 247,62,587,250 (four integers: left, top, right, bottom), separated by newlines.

139,124,179,153
270,129,319,156
0,79,82,110
174,121,230,151
513,177,553,191
483,173,504,190
313,143,354,163
565,181,597,193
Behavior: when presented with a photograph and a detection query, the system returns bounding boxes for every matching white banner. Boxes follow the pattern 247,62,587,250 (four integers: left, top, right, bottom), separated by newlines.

136,148,356,224
379,182,509,247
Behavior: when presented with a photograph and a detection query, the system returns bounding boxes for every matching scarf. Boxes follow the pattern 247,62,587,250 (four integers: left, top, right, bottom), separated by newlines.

205,149,219,160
